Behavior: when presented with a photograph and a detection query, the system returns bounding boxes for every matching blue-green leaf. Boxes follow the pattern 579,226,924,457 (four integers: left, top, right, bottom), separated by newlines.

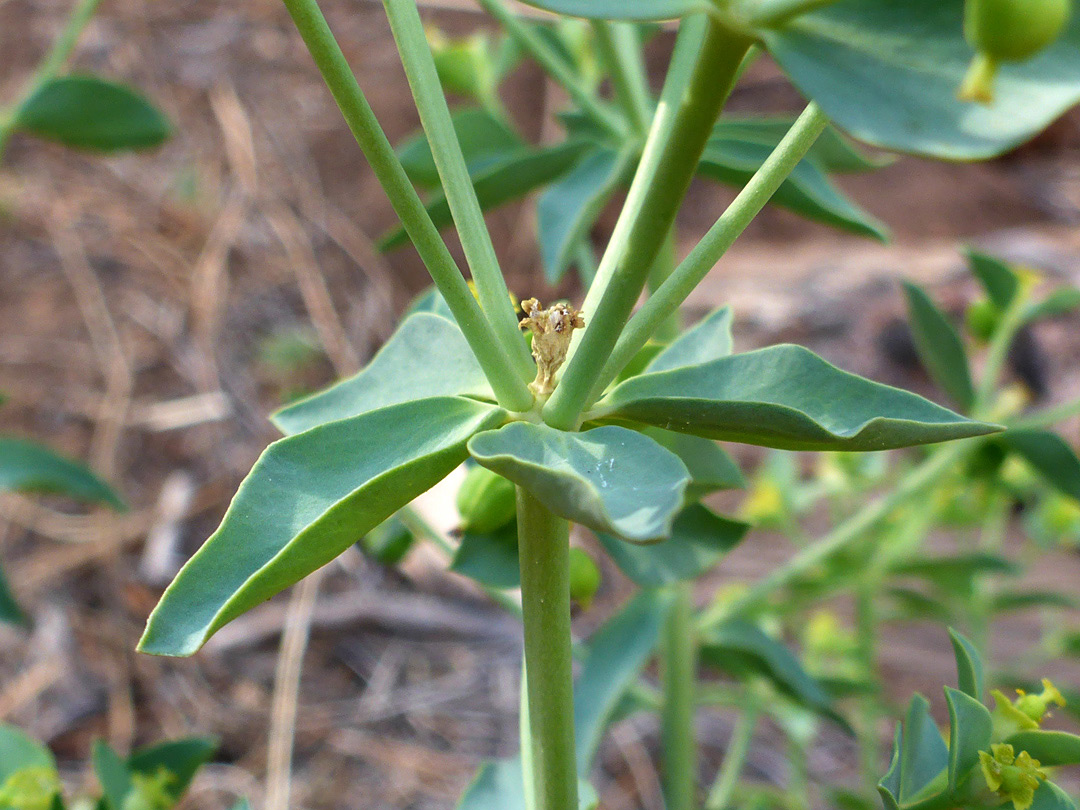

639,427,745,496
450,522,520,589
897,695,948,804
644,306,734,374
945,686,991,791
14,75,170,152
711,116,893,173
762,0,1080,160
1028,781,1078,810
92,742,131,810
999,429,1080,503
457,759,598,810
140,398,506,656
397,107,524,189
537,147,629,283
598,345,1000,451
966,249,1020,310
0,437,125,509
0,725,55,781
949,628,985,701
878,725,903,810
272,313,492,435
1005,731,1080,767
598,503,748,587
515,0,707,21
127,737,217,802
468,423,689,543
902,281,975,412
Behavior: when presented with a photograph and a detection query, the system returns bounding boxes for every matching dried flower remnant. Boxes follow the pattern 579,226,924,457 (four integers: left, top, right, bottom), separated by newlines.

519,298,585,398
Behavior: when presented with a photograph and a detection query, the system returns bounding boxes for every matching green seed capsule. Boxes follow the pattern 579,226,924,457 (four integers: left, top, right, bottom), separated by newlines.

568,547,601,610
457,466,517,534
965,298,1000,342
960,0,1071,102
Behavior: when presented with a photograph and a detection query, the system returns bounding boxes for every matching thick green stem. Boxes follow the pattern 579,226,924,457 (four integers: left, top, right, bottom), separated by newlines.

517,488,578,810
593,103,829,399
473,0,627,140
382,0,533,381
706,700,759,810
662,583,698,810
544,17,752,430
279,0,533,412
591,21,652,136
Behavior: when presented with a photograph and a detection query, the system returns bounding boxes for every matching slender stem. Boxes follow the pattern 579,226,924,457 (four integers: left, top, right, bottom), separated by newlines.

279,0,533,412
382,0,533,382
0,0,103,158
593,103,829,399
705,700,759,810
661,583,698,810
647,225,681,343
974,294,1028,412
854,578,881,788
698,439,975,630
516,488,578,810
591,21,652,135
544,17,752,430
1011,395,1080,430
473,0,627,140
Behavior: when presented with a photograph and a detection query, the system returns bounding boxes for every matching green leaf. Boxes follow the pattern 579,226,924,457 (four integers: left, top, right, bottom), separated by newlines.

1005,731,1080,767
945,686,991,792
902,281,975,412
1028,781,1078,810
457,759,598,810
574,590,673,770
468,423,689,543
711,116,893,173
92,742,131,810
886,587,954,624
272,313,492,435
699,138,888,240
878,725,903,810
991,590,1077,613
361,515,415,567
598,345,1000,451
949,628,985,701
639,427,745,497
139,397,506,656
537,147,628,283
397,108,524,189
966,249,1020,310
515,0,707,21
1026,288,1080,322
382,141,589,250
892,552,1018,592
450,522,520,589
14,75,170,152
644,305,734,374
597,503,748,587
405,286,457,323
700,621,843,725
0,725,55,782
762,0,1080,160
0,563,25,626
127,737,217,802
0,437,125,509
999,429,1080,502
897,695,948,804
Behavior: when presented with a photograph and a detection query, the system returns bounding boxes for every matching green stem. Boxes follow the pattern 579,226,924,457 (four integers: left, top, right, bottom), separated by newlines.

591,21,652,135
473,0,627,140
698,439,976,630
749,0,842,26
382,0,533,382
647,225,681,342
705,698,759,810
974,291,1031,414
544,16,752,430
661,583,698,810
516,488,578,810
279,0,533,412
0,0,103,158
854,579,881,787
592,103,829,399
1011,395,1080,430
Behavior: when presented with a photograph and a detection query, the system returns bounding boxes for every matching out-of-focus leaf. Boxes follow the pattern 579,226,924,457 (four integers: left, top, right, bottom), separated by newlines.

0,725,55,781
272,313,492,435
967,249,1020,310
450,522,519,589
597,504,748,587
1026,288,1080,322
891,552,1018,592
1000,429,1080,503
902,281,975,412
515,0,707,21
711,116,892,173
640,427,745,497
456,759,598,810
397,107,524,188
14,75,170,152
468,423,689,543
991,590,1077,613
0,437,124,509
91,742,131,810
0,563,25,626
139,398,507,656
126,737,217,802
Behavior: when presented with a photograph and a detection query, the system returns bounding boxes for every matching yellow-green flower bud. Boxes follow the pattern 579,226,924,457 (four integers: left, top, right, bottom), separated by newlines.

457,466,517,534
979,744,1046,810
992,680,1066,737
1014,679,1067,722
0,767,61,810
568,547,601,610
966,298,1000,343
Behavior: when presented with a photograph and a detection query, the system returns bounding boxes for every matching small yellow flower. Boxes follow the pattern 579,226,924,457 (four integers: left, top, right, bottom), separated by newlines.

1014,679,1067,722
992,679,1066,736
979,744,1046,810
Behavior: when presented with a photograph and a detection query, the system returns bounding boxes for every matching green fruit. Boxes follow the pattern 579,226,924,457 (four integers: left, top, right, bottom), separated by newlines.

568,548,601,609
361,516,414,566
965,298,1000,342
965,0,1071,62
457,466,517,534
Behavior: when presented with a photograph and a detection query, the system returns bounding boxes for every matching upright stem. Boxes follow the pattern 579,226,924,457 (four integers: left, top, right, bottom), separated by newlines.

382,0,533,381
592,21,652,135
705,699,760,810
545,17,752,430
279,0,533,412
517,488,578,810
854,578,881,787
662,582,698,810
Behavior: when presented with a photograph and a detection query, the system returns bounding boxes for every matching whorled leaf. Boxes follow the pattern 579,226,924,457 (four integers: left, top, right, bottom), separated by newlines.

14,75,170,152
762,0,1080,160
272,313,492,435
596,345,1000,451
140,397,506,656
468,422,689,542
0,437,124,509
